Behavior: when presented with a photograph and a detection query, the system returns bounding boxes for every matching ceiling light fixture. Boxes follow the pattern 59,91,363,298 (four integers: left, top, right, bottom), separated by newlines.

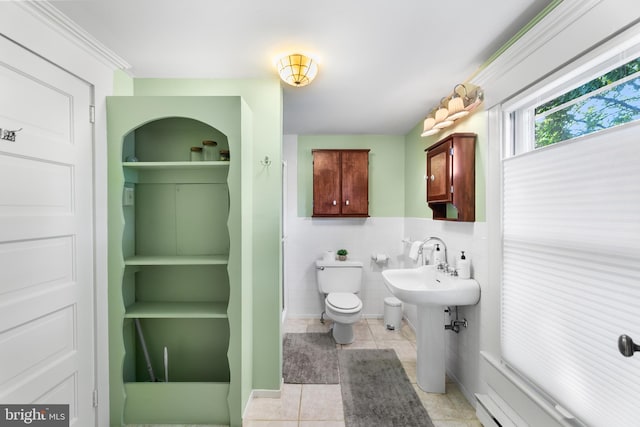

421,83,484,138
276,53,318,87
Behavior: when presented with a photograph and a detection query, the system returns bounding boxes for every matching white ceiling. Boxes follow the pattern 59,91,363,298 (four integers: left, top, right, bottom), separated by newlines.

52,0,553,135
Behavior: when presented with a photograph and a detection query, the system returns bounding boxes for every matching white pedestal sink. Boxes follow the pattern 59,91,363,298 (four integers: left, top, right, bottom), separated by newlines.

382,265,480,393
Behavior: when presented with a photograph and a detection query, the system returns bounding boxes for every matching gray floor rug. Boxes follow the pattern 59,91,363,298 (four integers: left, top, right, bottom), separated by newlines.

338,349,434,427
283,332,339,384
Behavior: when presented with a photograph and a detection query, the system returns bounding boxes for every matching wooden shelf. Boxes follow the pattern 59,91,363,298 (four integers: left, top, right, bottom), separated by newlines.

124,302,228,318
123,162,229,184
124,255,229,266
123,161,229,169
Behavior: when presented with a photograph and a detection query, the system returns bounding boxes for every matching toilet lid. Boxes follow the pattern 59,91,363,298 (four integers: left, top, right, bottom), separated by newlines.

327,292,360,310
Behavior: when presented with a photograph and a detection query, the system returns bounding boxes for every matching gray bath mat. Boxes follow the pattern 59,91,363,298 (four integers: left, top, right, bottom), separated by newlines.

283,332,339,384
338,349,434,427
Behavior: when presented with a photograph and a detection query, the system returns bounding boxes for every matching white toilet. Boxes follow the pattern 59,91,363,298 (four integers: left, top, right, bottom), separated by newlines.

316,259,363,344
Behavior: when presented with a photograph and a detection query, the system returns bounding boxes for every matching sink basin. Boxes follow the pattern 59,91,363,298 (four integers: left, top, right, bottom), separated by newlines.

381,265,480,393
382,265,480,307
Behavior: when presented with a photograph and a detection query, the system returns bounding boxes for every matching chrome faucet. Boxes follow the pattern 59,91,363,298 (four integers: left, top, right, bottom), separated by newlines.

420,236,448,268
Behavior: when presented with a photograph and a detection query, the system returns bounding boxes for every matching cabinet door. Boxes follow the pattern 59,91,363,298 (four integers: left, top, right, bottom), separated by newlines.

426,140,452,203
313,150,341,216
341,150,369,215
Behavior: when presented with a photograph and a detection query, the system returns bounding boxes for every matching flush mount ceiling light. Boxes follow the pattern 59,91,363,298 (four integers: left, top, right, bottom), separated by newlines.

420,83,484,138
276,53,319,87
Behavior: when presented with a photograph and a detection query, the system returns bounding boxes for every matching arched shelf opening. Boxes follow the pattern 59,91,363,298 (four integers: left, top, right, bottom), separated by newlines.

122,116,229,163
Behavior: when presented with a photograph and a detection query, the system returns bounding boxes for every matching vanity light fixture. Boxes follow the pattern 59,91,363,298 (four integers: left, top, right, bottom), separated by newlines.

433,98,454,129
421,108,440,137
447,84,469,120
276,53,319,87
420,83,484,138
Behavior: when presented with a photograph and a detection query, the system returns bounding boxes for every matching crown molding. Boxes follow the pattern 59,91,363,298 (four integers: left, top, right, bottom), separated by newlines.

471,0,602,88
17,0,131,71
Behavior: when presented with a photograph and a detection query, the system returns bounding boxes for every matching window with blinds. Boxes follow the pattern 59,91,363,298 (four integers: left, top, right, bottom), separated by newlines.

501,52,640,425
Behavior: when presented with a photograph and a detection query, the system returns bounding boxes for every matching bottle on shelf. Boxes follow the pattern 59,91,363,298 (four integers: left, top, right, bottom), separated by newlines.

190,146,203,161
202,140,218,161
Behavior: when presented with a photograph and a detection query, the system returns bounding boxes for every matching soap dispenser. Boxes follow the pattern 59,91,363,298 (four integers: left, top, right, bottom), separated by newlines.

457,251,471,279
433,244,445,266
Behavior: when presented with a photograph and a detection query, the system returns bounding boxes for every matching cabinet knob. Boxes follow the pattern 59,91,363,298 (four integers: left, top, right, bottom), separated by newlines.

332,200,337,206
430,175,435,182
345,200,350,206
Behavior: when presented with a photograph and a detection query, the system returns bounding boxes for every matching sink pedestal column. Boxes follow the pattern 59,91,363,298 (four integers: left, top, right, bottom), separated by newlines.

416,306,446,393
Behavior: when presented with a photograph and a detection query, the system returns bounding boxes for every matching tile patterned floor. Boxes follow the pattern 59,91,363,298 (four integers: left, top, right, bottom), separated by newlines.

244,318,482,427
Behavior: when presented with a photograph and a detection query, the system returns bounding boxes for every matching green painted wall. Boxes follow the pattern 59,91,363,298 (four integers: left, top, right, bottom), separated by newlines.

404,108,487,220
297,135,405,217
127,79,283,408
113,69,134,95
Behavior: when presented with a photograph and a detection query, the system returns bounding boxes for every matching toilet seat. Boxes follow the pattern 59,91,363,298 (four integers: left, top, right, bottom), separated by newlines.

326,292,362,314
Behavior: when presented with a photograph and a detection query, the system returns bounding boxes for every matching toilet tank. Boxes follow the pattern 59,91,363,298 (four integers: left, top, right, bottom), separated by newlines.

316,260,363,294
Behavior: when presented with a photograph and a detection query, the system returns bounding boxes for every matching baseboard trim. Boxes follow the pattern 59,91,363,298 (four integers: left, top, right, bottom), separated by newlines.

242,381,283,423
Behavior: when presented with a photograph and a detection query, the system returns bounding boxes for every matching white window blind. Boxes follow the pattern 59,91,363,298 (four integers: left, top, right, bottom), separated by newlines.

502,122,640,426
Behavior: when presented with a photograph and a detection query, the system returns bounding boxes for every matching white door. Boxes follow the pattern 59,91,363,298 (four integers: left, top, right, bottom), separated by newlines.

0,35,95,426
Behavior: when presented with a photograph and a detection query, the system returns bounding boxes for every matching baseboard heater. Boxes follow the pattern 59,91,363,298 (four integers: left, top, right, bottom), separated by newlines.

476,393,511,427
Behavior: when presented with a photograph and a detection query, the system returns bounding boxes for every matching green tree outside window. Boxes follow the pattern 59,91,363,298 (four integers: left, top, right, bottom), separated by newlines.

534,57,640,148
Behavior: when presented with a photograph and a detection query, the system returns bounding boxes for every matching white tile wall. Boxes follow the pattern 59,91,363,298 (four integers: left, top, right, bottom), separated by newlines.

285,215,405,317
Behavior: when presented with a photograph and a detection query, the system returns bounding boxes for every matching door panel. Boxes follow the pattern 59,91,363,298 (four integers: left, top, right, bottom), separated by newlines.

340,150,368,215
426,140,452,203
0,155,73,216
0,35,94,426
312,150,341,216
0,237,72,295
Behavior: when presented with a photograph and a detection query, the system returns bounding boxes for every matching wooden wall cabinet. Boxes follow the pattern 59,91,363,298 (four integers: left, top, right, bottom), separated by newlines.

425,133,476,222
312,149,370,217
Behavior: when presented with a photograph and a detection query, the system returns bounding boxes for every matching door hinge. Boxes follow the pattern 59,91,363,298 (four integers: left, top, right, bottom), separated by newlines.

89,105,96,124
450,147,454,156
450,185,454,193
92,389,98,407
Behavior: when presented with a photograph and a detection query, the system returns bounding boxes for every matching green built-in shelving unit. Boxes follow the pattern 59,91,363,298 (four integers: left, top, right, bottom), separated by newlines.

108,96,249,426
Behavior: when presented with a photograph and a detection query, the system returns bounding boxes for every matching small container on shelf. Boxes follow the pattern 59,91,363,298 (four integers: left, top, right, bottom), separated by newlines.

190,146,203,161
219,150,230,161
202,140,218,161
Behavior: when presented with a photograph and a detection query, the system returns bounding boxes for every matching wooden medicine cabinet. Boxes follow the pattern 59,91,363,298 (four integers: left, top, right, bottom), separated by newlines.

425,133,476,222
